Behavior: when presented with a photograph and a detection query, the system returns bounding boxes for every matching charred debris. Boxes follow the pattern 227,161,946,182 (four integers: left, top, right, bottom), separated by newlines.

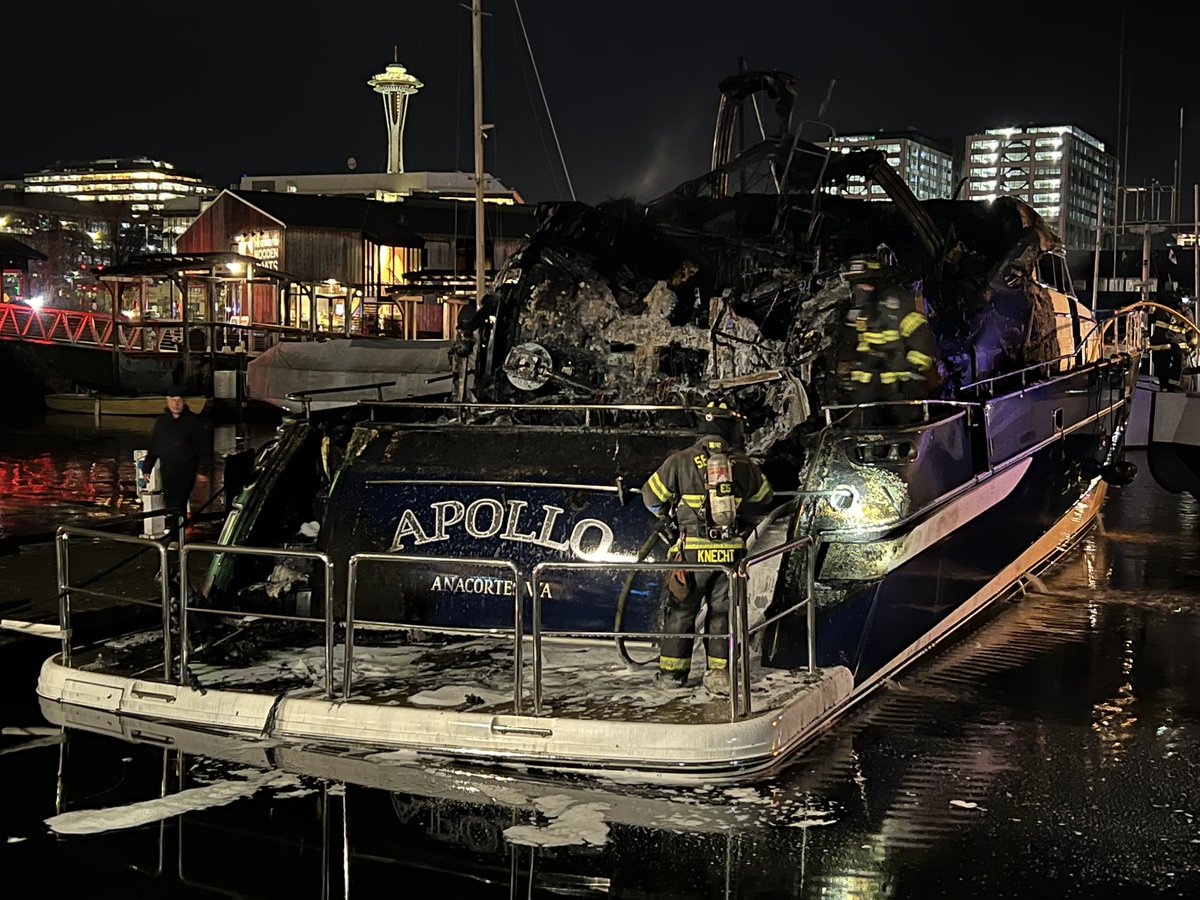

448,70,1071,479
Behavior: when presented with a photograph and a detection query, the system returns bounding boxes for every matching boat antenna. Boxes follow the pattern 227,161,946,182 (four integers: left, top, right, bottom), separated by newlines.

1112,11,1126,288
512,0,575,200
1173,107,1184,223
471,0,486,306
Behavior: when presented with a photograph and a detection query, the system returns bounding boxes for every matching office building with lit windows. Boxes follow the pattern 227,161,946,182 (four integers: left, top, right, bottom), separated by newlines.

23,158,213,212
21,158,216,257
819,131,956,201
962,126,1116,250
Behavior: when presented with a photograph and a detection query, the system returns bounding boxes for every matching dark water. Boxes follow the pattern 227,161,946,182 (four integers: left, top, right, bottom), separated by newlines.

1,451,1199,898
0,411,278,541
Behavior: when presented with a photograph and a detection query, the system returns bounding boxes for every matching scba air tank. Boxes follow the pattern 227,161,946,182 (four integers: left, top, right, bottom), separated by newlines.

705,452,736,529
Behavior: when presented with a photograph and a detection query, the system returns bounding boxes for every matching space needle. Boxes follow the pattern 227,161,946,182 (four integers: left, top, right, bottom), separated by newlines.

367,59,423,174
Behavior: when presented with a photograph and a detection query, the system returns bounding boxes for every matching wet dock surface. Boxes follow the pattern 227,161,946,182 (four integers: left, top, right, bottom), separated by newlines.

1,428,1199,897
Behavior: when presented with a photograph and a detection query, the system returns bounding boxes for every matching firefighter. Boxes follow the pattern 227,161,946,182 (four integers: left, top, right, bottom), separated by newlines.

1149,299,1194,391
641,401,774,696
838,257,937,410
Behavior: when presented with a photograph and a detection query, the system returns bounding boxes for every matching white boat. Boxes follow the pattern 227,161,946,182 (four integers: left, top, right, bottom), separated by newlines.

246,338,453,413
44,393,208,416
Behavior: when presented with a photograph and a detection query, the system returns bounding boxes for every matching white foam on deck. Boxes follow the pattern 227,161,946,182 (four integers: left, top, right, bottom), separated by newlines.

183,638,818,720
408,685,512,708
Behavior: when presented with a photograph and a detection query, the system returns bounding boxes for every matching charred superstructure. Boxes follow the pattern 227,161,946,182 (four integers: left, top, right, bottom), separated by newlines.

450,71,1093,475
39,70,1144,782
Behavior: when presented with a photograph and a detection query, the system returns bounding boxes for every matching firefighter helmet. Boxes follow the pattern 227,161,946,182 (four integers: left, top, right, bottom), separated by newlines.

846,255,886,283
699,400,745,444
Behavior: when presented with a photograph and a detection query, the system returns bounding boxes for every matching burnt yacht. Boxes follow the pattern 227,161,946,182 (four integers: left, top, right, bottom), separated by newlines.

38,71,1145,782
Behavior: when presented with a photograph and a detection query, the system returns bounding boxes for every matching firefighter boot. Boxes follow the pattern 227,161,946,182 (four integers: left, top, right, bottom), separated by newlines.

654,669,689,690
702,668,730,697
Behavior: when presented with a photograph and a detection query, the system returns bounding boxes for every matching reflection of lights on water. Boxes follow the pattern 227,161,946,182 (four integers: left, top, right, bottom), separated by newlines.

1154,716,1182,758
1180,493,1199,535
1091,639,1138,765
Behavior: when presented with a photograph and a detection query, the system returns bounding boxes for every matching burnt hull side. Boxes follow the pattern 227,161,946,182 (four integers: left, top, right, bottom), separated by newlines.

763,362,1131,682
777,440,1100,680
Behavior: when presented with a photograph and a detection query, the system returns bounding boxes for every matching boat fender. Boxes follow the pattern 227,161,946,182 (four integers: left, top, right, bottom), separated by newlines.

1101,460,1138,488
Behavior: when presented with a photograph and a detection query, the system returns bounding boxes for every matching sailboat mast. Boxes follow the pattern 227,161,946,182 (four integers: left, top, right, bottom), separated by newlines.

472,0,486,305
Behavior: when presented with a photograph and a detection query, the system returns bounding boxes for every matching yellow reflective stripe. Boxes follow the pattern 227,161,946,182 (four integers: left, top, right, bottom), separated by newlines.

747,474,771,503
850,370,874,383
647,471,671,502
680,498,705,509
681,535,745,550
881,371,922,384
856,341,869,353
863,329,900,345
899,311,927,337
706,656,728,670
906,349,934,370
659,656,690,672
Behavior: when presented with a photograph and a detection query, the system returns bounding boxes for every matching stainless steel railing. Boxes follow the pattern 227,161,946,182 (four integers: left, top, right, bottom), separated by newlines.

528,534,821,721
343,554,524,708
529,560,741,717
54,529,824,725
287,380,397,419
178,543,336,697
55,526,173,675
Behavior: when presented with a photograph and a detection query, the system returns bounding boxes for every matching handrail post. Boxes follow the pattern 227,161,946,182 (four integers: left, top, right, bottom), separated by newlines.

322,554,334,699
736,567,752,718
179,546,191,684
531,567,544,716
513,562,525,714
806,538,819,674
726,567,741,722
158,543,173,680
56,532,71,667
343,557,358,700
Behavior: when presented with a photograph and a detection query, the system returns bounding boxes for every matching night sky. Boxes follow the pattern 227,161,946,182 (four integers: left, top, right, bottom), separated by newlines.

5,1,1197,210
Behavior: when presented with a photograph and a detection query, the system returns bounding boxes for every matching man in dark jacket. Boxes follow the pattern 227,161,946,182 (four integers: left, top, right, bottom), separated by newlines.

641,401,774,696
142,388,209,524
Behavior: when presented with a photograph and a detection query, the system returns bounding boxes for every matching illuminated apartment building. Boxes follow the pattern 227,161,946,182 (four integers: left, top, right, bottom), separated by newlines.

963,126,1116,250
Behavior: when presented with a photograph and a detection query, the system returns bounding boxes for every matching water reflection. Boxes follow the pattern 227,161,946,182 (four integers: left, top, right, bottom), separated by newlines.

3,457,1200,896
0,412,277,539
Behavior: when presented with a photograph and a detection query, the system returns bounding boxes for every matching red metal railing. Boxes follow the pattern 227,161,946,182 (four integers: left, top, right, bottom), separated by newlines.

0,302,113,348
0,302,344,355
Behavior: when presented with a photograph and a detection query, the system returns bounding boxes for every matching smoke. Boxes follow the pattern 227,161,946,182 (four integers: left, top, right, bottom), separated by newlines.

608,101,714,202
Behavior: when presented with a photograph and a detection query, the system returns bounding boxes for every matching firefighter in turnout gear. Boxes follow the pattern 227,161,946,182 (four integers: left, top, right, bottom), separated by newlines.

641,401,774,696
1149,298,1195,391
838,256,937,409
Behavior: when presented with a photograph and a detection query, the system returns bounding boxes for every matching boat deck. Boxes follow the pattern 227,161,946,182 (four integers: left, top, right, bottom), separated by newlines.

42,622,853,779
71,624,825,725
